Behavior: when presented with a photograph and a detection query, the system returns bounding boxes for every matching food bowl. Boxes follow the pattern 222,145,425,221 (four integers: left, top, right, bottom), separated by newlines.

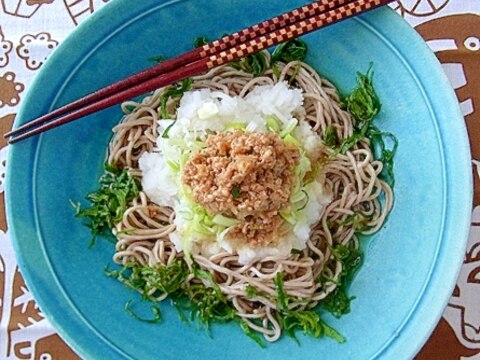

6,0,472,359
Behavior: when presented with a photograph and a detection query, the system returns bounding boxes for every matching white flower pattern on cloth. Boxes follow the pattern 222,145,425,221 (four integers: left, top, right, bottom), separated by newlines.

0,146,8,193
16,33,58,70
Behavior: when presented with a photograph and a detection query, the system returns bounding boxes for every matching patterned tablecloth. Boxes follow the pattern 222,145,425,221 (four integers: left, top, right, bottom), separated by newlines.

0,0,478,359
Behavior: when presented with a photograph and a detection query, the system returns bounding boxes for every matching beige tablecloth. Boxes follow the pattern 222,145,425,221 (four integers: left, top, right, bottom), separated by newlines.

0,1,479,359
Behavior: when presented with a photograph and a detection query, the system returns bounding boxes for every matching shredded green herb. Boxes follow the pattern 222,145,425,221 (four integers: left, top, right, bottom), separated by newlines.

245,284,260,298
187,283,236,328
320,243,362,317
334,65,382,155
287,63,302,85
274,272,345,343
338,213,371,233
194,36,210,48
231,185,241,199
230,51,270,77
344,64,381,123
160,78,193,138
323,125,339,148
324,65,398,186
239,320,266,348
109,259,188,299
72,164,140,247
124,300,162,323
271,39,308,78
271,39,308,63
148,54,167,64
367,126,398,187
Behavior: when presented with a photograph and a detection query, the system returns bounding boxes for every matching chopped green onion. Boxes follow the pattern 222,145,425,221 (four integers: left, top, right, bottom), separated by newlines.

212,214,240,227
283,133,300,147
225,122,247,131
280,210,296,225
266,115,281,132
279,118,298,138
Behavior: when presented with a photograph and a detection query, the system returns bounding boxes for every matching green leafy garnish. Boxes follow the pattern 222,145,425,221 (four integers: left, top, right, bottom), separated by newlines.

323,125,339,148
188,267,236,328
344,64,381,123
187,284,236,327
274,272,289,311
321,243,362,317
72,164,140,246
368,126,398,187
325,65,397,186
321,288,352,318
160,78,193,138
271,39,308,78
338,213,371,233
148,54,167,64
125,300,162,323
230,51,270,76
271,39,308,63
239,320,266,348
245,284,260,298
160,77,193,119
287,63,302,84
334,65,382,155
109,259,188,298
274,272,345,343
194,36,210,48
337,129,367,155
231,185,241,199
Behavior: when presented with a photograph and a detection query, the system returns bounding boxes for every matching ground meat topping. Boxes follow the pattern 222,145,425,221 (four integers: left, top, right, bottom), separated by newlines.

182,130,300,248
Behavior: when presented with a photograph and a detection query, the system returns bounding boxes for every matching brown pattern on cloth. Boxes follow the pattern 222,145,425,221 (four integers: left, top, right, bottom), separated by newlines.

63,0,109,26
416,14,480,205
393,0,450,17
0,72,24,108
7,268,79,360
0,0,53,18
34,334,80,360
414,13,480,360
26,0,54,5
9,268,45,359
0,26,13,68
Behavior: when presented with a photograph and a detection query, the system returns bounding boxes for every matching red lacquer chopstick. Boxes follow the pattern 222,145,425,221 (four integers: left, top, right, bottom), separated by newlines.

5,0,350,140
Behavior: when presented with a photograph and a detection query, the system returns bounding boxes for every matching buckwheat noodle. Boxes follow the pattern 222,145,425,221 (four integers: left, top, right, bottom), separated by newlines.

107,58,393,341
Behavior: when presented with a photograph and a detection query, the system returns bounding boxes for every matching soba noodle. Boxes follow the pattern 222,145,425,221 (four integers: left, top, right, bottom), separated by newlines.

106,59,393,341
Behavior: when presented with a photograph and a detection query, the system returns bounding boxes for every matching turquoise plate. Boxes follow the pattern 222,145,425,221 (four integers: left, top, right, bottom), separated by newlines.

6,0,472,359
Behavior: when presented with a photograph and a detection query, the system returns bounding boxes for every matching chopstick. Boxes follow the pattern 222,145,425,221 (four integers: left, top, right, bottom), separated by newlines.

7,0,392,143
6,0,349,142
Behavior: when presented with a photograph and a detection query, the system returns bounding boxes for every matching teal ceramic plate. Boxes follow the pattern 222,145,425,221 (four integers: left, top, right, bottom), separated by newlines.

6,1,472,359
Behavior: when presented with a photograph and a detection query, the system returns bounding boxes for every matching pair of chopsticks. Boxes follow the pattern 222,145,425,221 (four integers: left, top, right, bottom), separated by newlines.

6,0,393,144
